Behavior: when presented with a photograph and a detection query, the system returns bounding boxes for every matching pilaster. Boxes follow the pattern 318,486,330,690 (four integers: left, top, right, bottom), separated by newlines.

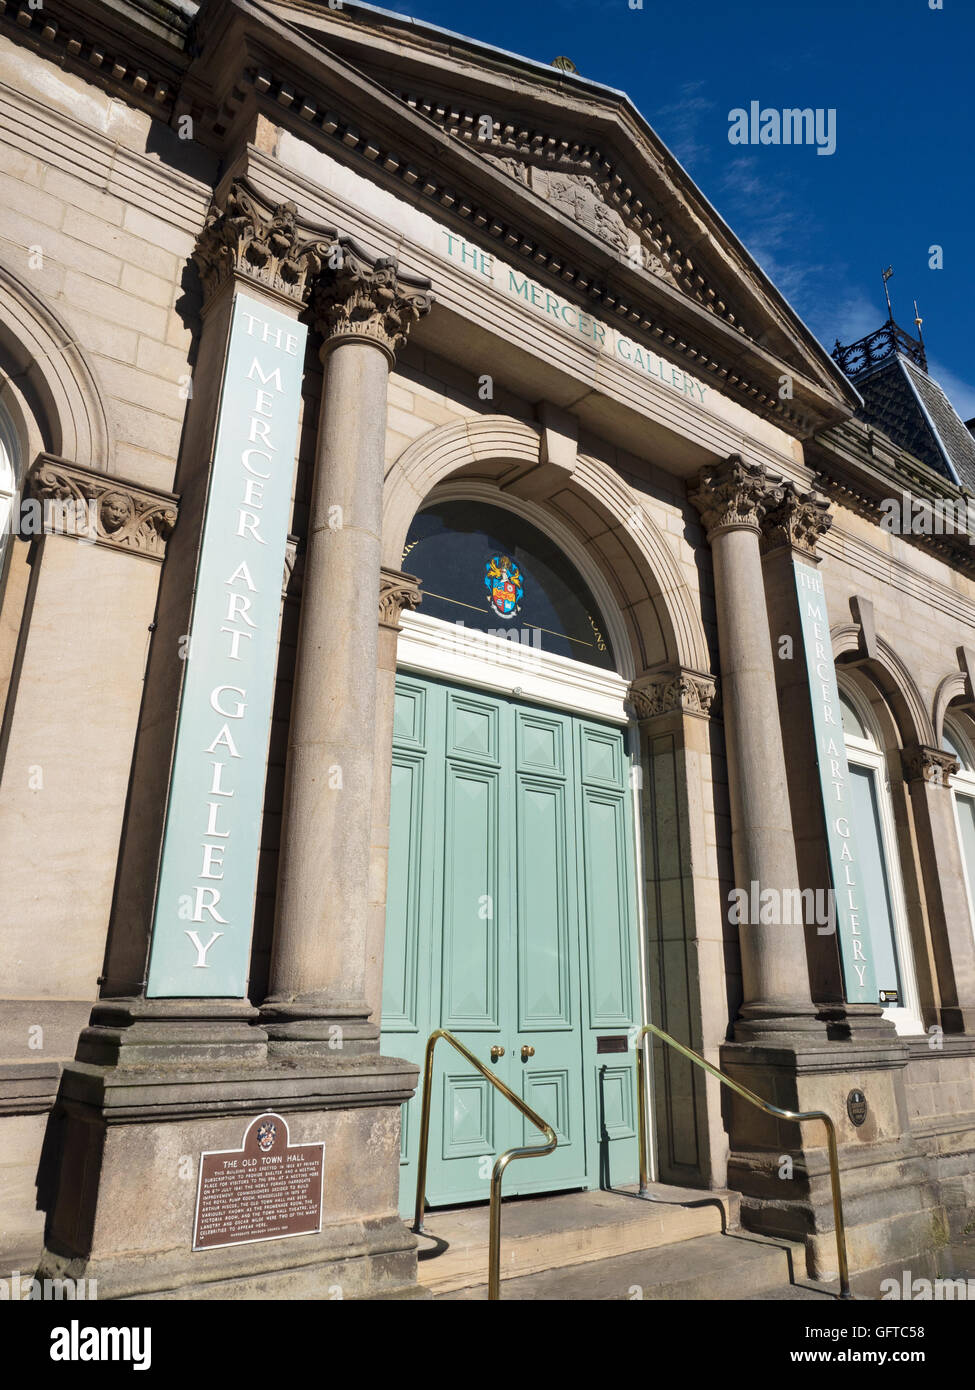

630,664,729,1188
366,570,423,1025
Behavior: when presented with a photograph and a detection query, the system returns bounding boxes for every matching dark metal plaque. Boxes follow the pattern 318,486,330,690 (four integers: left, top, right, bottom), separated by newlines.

847,1089,868,1127
596,1035,627,1054
193,1112,324,1250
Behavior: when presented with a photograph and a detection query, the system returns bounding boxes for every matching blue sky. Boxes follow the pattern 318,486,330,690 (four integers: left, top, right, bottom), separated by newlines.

370,0,975,418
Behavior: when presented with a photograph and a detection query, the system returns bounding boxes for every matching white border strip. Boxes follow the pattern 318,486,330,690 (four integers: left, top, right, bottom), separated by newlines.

397,610,630,724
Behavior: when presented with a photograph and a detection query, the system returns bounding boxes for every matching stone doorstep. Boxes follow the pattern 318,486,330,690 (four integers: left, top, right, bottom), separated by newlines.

415,1183,740,1294
437,1231,840,1301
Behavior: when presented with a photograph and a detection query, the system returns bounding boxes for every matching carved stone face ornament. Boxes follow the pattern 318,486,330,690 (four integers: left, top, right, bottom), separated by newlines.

99,491,135,534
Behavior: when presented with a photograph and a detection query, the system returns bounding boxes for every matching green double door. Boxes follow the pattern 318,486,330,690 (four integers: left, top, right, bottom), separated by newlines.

381,674,642,1213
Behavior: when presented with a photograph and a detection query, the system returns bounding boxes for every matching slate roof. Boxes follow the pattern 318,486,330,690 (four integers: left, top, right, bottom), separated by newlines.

902,358,975,491
833,325,975,490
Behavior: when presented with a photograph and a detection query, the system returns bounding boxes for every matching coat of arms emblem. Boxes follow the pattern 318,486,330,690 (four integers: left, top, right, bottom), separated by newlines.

257,1121,277,1152
485,554,524,620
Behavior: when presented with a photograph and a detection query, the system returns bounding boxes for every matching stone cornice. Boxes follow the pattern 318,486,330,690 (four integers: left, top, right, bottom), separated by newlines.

808,416,975,579
379,568,422,631
900,744,960,789
0,0,189,120
630,667,718,722
24,455,178,559
310,246,433,363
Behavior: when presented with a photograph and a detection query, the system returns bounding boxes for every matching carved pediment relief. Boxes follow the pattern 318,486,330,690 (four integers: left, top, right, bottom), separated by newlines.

483,149,676,284
530,168,628,253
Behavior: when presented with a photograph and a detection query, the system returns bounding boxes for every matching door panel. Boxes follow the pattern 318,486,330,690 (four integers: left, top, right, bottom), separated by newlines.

517,777,572,1029
581,791,634,1026
382,755,424,1030
577,720,641,1192
383,676,641,1213
441,766,501,1028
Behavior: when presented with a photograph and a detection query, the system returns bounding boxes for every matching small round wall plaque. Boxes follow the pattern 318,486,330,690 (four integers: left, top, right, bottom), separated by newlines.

847,1089,868,1126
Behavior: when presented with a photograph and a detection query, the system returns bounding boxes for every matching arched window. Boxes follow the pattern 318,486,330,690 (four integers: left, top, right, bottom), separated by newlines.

838,683,922,1034
403,500,614,669
943,717,975,943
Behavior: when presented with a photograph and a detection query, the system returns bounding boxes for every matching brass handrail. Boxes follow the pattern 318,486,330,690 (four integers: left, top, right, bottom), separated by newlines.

411,1028,558,1300
634,1022,852,1300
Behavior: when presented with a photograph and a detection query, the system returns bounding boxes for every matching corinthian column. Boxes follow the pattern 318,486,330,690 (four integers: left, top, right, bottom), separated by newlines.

690,456,823,1038
262,248,432,1054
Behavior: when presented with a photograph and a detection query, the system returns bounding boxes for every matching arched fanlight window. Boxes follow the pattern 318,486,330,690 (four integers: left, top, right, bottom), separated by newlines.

838,683,922,1034
402,500,615,670
943,717,975,944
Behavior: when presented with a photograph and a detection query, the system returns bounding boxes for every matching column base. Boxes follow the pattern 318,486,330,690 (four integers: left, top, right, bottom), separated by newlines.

260,995,380,1056
720,1036,949,1295
74,997,268,1068
733,999,829,1042
37,1048,421,1300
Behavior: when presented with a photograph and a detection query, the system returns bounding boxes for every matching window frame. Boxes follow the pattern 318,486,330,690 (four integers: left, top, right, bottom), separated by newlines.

943,715,975,948
837,679,923,1035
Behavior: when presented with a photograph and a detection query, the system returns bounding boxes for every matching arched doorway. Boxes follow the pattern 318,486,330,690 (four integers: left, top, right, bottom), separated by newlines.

381,495,645,1211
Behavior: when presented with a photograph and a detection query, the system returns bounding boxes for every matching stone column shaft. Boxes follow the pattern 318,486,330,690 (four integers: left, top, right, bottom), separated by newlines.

266,340,386,1037
263,250,431,1053
691,457,822,1038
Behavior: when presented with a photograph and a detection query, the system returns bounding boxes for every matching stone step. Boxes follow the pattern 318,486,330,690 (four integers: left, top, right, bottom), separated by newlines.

437,1231,840,1301
415,1184,739,1294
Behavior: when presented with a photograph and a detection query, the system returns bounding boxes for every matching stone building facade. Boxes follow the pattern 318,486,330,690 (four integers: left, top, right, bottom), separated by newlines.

1,0,974,1299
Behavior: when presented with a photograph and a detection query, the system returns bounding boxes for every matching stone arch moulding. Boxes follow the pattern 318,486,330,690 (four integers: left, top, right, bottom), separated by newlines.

383,415,711,676
831,622,934,748
0,254,113,471
933,670,972,747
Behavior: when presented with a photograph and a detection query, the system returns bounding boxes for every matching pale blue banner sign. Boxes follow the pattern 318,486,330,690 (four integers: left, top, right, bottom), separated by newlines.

147,293,307,996
793,559,877,1005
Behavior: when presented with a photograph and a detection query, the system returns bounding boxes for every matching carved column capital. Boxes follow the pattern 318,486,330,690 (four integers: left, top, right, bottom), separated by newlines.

311,244,433,365
901,744,960,788
760,480,833,558
379,568,422,631
25,455,178,559
193,177,338,308
688,454,784,540
630,666,719,722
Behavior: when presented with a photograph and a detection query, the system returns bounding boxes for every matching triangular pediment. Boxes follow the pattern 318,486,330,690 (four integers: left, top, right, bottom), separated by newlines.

198,0,860,432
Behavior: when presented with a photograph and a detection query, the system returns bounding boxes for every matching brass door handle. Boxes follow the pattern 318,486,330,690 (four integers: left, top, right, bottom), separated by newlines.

521,1045,535,1061
490,1045,505,1061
